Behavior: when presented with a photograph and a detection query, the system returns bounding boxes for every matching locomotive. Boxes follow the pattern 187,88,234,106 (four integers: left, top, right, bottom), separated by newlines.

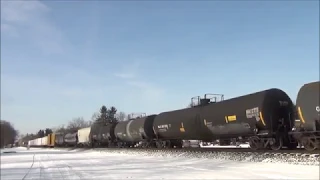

27,81,320,151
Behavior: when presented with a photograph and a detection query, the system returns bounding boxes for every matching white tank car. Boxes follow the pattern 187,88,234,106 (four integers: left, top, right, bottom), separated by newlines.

77,127,91,147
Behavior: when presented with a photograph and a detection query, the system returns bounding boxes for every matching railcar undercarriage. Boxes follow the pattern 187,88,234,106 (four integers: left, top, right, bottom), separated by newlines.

248,133,298,151
290,131,320,151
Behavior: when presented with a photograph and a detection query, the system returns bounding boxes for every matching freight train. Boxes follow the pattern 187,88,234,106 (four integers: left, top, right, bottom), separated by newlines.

27,81,320,151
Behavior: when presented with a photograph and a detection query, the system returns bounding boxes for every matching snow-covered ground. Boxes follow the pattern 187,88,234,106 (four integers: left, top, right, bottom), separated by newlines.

200,144,250,148
1,147,319,180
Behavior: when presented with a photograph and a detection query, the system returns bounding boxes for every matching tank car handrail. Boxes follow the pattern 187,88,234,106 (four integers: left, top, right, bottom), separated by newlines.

204,93,224,102
190,94,224,107
128,113,147,120
191,96,201,106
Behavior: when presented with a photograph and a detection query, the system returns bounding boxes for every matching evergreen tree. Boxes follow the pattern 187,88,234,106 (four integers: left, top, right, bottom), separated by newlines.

45,128,53,136
108,106,118,124
96,105,108,124
37,130,45,138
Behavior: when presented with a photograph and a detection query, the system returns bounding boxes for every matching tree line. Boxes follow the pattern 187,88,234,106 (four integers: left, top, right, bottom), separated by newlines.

18,105,128,145
0,120,19,148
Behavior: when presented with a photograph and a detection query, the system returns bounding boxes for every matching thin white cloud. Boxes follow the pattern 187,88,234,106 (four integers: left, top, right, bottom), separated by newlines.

113,61,167,102
113,61,141,79
1,0,69,54
1,68,115,107
1,0,49,23
1,23,19,37
114,73,136,79
127,81,166,101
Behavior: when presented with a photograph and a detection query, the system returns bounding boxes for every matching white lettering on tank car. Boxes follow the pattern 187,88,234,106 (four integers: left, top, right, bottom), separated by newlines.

279,101,288,106
246,107,260,122
316,106,320,112
157,124,171,129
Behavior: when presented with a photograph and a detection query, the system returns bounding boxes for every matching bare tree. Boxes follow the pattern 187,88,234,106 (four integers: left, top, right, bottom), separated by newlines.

19,133,38,146
53,124,67,134
117,111,126,121
67,117,90,131
91,112,100,122
87,120,94,126
0,120,18,148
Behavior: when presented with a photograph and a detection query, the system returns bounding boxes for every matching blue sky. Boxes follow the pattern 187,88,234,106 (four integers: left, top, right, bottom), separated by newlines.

1,0,319,134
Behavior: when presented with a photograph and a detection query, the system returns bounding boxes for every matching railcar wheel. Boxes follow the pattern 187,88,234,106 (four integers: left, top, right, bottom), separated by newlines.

156,141,164,148
249,137,263,150
165,140,172,148
270,138,283,151
302,137,317,151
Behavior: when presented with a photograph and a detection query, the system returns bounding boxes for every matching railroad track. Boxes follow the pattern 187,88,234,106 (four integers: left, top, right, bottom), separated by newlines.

94,147,320,155
26,146,320,166
49,146,320,156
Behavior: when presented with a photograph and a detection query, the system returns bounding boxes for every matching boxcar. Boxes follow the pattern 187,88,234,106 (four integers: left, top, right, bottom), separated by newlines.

47,133,55,147
41,136,48,147
36,138,42,147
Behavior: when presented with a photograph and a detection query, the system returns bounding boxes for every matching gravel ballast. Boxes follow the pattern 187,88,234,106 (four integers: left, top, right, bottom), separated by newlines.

93,148,320,166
